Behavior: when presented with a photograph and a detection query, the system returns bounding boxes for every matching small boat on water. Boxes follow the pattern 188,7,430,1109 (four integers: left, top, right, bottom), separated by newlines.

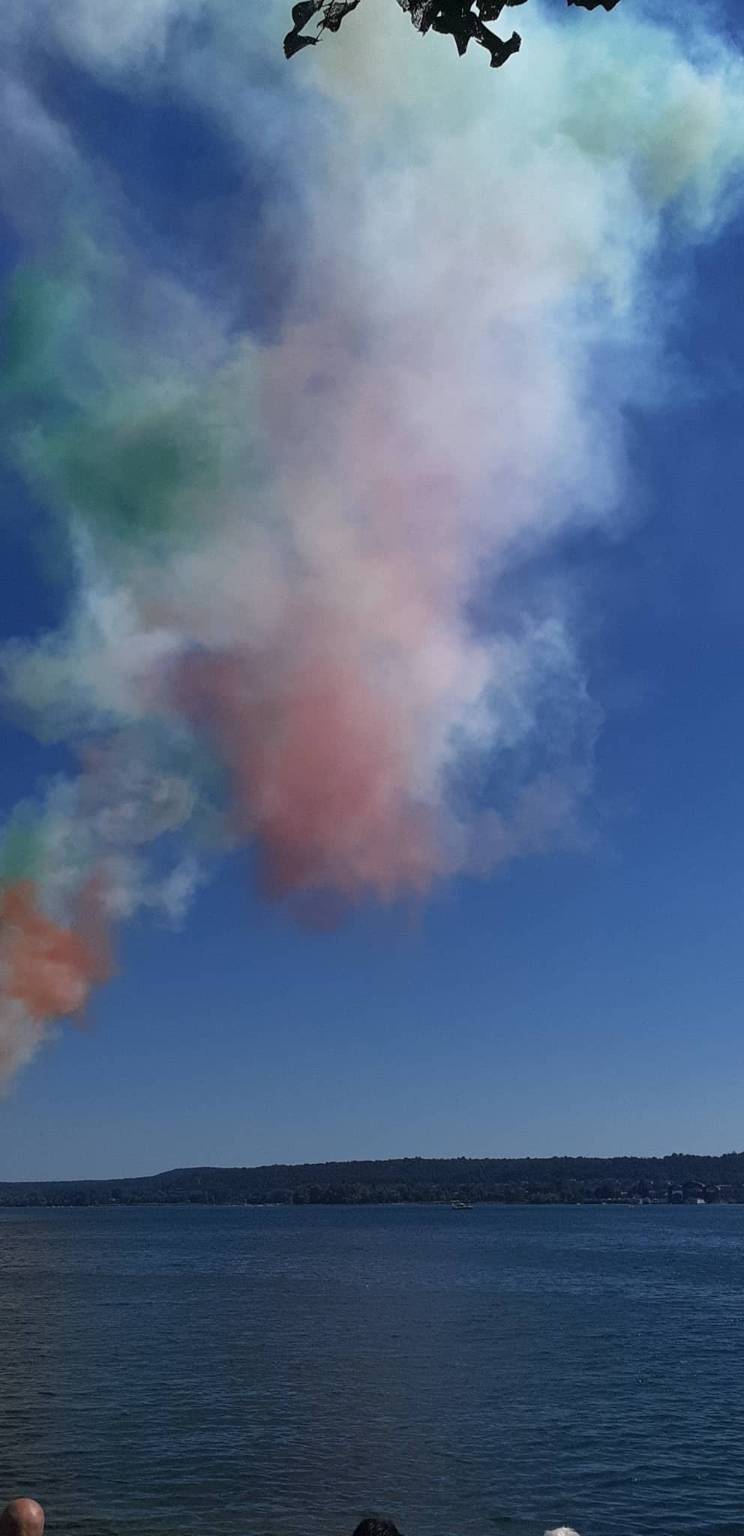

450,1199,473,1210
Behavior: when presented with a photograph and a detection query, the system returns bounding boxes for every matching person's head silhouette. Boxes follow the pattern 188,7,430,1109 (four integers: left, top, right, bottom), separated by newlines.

0,1501,45,1536
351,1520,404,1536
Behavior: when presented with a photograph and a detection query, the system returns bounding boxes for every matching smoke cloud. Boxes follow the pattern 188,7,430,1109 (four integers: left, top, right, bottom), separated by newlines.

0,0,742,1078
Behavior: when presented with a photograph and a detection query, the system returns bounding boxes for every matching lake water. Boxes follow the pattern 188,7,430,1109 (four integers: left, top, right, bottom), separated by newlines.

2,1203,744,1536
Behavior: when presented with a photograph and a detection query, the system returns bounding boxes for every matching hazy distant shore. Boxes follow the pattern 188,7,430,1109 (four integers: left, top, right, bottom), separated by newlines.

1,1153,743,1207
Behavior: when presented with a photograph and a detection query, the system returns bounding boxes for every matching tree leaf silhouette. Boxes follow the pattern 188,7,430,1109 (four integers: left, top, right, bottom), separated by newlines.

284,0,621,67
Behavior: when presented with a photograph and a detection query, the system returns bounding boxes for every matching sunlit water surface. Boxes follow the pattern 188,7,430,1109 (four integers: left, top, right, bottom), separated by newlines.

2,1204,744,1536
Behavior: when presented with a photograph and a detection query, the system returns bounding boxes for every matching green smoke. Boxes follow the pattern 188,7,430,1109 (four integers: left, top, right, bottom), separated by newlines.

0,267,85,406
0,806,44,886
1,261,227,546
47,396,220,539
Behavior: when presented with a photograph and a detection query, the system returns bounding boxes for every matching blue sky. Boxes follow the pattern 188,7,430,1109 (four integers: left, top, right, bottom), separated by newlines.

2,1,744,1179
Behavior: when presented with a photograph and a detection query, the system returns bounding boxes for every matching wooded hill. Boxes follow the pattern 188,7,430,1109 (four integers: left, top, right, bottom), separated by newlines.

1,1153,743,1205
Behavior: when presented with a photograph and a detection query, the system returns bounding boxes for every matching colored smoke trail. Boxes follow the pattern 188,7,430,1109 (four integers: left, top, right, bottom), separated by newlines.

0,880,109,1080
0,0,743,1079
0,881,100,1019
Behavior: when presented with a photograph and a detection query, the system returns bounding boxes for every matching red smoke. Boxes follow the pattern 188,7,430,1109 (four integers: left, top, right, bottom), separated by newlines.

0,880,110,1023
177,635,439,900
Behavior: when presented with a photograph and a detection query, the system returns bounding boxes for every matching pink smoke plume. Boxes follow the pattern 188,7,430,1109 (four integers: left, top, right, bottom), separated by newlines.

178,630,441,899
0,880,111,1025
0,0,742,1081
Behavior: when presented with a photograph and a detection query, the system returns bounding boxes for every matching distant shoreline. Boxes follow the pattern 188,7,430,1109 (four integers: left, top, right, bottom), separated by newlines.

1,1153,742,1207
0,1199,734,1211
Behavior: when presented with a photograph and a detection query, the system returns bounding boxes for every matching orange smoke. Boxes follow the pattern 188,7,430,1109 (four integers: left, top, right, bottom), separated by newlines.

0,880,110,1023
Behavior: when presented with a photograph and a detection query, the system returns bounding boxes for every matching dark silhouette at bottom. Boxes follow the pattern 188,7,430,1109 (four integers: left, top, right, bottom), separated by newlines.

0,1503,45,1536
352,1522,405,1536
0,1498,580,1536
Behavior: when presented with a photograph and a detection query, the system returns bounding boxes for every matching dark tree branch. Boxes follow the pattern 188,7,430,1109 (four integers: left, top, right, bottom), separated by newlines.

284,0,621,67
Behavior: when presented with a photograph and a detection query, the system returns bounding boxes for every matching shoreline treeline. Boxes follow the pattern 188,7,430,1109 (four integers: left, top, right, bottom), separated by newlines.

1,1154,743,1207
